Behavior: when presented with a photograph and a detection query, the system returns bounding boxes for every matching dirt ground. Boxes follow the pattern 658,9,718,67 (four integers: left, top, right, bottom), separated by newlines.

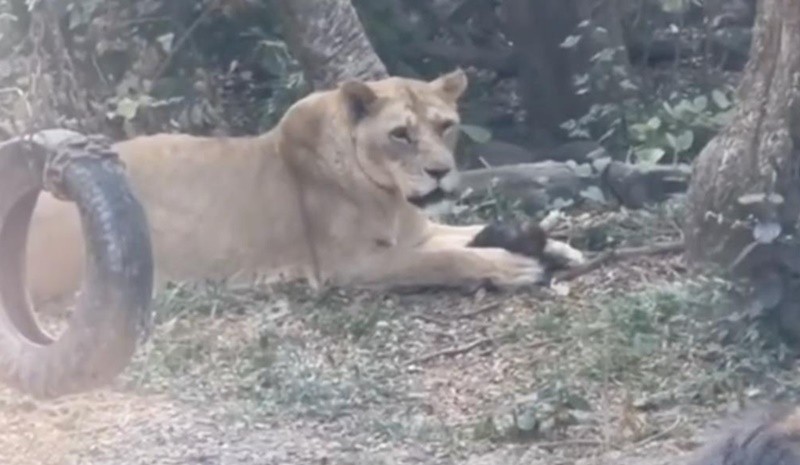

2,206,798,465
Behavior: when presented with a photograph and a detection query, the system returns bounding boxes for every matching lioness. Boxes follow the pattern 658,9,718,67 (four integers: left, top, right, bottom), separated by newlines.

26,69,584,303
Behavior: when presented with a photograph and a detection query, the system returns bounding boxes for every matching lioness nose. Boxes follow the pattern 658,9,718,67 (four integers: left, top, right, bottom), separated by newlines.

425,167,451,180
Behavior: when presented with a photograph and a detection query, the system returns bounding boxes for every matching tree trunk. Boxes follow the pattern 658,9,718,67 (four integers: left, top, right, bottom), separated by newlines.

501,0,632,147
684,0,800,272
274,0,389,90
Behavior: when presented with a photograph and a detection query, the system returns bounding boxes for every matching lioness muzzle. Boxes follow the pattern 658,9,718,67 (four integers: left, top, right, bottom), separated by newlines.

0,130,153,399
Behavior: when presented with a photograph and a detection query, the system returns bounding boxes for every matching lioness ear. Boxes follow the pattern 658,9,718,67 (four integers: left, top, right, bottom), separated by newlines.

430,68,468,102
340,80,378,121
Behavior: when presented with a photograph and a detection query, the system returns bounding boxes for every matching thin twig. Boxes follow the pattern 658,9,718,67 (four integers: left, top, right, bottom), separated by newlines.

632,415,684,448
456,302,501,319
421,328,456,341
152,2,216,82
533,438,607,449
412,312,450,327
527,337,560,350
554,240,685,282
408,336,493,365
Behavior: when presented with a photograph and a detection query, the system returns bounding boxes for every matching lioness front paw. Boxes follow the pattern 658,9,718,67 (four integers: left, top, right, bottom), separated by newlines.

467,220,586,271
481,248,549,289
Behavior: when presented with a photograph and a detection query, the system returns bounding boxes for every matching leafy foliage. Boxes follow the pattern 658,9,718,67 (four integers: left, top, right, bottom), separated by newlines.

627,89,735,164
0,0,308,138
560,13,738,166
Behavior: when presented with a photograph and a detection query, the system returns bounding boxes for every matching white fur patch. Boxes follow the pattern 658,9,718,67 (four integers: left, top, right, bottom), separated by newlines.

544,239,586,266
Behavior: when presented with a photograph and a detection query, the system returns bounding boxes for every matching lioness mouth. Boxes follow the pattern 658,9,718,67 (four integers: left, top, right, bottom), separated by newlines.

408,188,452,208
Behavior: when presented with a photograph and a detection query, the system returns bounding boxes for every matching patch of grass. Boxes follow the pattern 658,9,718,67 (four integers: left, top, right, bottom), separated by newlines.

125,281,414,425
118,242,800,459
470,274,800,445
251,340,402,420
153,280,261,322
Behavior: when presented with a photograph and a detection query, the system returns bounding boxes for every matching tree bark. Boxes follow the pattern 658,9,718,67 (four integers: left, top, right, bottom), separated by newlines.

274,0,389,90
684,0,800,271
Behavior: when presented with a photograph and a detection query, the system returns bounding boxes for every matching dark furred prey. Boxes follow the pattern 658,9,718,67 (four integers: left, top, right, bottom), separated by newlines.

467,220,548,259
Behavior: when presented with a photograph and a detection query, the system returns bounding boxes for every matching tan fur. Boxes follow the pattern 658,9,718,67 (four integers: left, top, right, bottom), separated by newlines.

26,70,584,303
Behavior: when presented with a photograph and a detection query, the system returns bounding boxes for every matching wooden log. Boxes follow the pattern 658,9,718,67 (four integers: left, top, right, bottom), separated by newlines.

457,160,690,213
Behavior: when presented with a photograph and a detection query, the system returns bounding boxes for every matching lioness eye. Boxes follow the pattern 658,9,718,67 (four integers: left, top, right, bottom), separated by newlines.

390,126,411,143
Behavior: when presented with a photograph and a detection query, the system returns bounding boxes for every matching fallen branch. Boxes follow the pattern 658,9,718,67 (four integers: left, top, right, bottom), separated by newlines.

554,240,685,282
533,438,607,449
408,336,493,365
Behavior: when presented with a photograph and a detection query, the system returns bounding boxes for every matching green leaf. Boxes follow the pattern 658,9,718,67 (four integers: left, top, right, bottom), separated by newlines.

738,193,767,205
629,123,650,141
676,130,694,152
590,48,615,63
673,99,696,116
768,193,785,204
591,156,612,173
550,197,575,210
580,186,606,203
115,97,139,121
665,132,678,151
662,101,677,118
572,163,593,178
693,95,708,112
560,35,582,49
573,73,589,86
754,221,781,244
635,147,666,164
459,124,492,144
157,33,175,54
712,89,731,109
646,117,662,130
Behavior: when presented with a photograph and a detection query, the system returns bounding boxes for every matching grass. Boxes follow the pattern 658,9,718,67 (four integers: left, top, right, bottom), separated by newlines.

118,270,800,452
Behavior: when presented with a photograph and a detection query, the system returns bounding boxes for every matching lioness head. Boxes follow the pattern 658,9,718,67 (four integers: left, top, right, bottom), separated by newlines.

339,69,468,211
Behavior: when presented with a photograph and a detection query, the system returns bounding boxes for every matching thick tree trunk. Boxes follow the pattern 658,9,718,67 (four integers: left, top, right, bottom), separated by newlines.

502,0,632,146
274,0,389,90
684,0,800,271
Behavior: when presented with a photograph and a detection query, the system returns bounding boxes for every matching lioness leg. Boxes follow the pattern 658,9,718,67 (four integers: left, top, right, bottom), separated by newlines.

343,245,550,290
425,222,585,266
